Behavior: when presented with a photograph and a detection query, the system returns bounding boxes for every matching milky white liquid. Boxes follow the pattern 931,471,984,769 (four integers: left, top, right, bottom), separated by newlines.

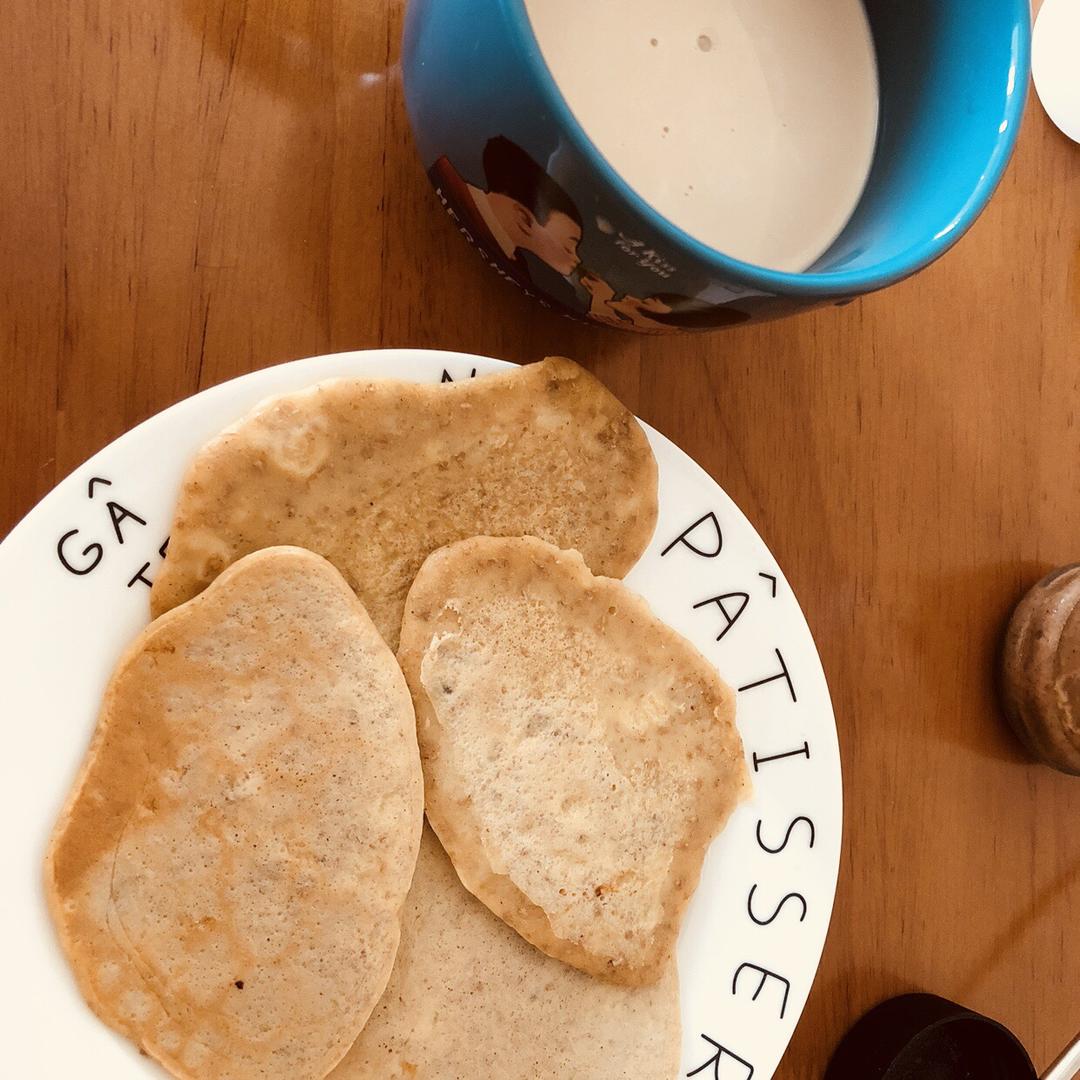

524,0,879,272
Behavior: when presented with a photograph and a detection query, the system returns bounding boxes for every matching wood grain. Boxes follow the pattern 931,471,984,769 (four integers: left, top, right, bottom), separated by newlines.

2,1,1078,1076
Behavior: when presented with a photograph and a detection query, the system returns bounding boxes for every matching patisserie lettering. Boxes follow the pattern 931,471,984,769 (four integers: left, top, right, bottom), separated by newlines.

752,742,811,771
661,510,723,558
662,509,818,1077
738,648,797,703
733,963,792,1020
688,1035,754,1079
747,884,808,928
693,591,749,642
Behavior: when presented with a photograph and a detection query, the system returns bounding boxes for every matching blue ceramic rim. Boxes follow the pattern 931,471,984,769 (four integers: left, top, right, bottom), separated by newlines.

501,0,1032,299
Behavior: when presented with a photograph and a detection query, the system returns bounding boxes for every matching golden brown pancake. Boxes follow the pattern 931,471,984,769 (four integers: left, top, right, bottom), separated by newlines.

150,357,658,648
398,535,749,986
330,828,682,1080
45,547,423,1079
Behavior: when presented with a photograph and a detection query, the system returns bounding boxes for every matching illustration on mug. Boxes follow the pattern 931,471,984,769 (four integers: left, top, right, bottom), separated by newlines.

428,135,749,332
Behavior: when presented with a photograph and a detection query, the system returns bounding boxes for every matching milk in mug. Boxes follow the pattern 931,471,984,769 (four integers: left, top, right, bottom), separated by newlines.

524,0,880,272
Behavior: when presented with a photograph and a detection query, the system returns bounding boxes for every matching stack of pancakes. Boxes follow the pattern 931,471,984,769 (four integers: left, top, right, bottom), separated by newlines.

46,358,747,1080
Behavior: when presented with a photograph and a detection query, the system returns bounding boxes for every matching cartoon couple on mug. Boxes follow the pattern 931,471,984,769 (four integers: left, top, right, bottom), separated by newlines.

429,136,747,332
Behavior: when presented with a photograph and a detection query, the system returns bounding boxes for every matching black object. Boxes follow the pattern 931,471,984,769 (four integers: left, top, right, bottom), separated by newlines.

826,993,1037,1080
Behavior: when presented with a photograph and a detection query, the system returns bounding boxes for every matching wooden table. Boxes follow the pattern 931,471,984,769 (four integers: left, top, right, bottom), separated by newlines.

2,2,1077,1076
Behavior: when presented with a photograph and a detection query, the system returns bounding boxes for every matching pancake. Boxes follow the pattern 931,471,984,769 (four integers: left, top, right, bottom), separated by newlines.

330,827,682,1080
398,536,749,986
45,547,423,1079
150,357,658,648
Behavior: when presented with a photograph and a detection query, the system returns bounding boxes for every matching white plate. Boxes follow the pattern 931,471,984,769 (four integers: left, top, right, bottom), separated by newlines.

0,349,841,1080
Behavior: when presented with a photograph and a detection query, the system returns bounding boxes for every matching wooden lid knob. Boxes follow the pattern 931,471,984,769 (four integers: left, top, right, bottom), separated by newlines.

1000,564,1080,775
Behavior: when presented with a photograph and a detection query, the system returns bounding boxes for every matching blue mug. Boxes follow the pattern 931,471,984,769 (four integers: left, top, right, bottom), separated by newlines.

402,1,1030,331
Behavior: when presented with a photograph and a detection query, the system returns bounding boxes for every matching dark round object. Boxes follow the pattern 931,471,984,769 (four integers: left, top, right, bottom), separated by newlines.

825,993,1037,1080
1000,563,1080,775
